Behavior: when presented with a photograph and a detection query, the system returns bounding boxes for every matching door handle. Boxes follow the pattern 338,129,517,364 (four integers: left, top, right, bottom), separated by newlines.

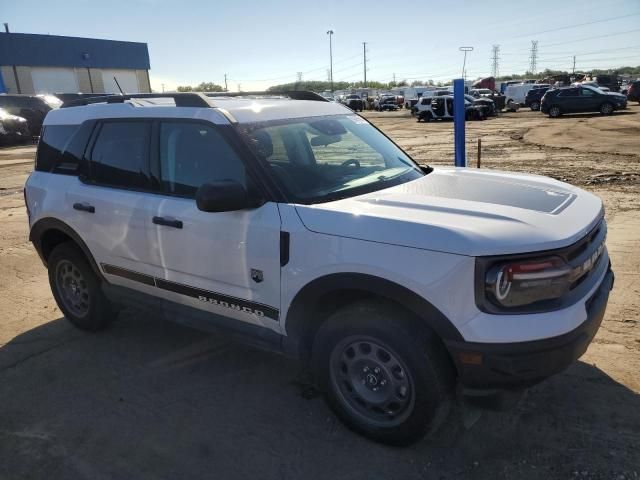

153,216,183,229
73,202,95,213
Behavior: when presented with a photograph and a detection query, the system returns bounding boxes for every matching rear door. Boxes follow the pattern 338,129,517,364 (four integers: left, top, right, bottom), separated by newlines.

66,119,158,290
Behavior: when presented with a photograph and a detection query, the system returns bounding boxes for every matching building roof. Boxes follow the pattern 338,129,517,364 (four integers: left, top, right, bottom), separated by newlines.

0,32,150,69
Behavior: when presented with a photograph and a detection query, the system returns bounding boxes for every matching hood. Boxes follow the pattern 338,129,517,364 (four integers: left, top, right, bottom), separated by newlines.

294,168,603,257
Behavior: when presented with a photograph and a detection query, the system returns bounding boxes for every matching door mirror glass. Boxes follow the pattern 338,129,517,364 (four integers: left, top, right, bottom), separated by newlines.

196,180,248,212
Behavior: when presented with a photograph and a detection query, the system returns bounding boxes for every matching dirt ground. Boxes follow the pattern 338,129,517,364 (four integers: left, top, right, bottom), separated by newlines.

0,107,638,480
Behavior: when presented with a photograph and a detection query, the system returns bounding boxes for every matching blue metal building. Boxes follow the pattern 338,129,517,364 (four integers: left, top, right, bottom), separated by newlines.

0,31,151,94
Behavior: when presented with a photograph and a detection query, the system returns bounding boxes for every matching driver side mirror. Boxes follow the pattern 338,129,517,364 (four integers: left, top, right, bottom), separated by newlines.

196,180,249,213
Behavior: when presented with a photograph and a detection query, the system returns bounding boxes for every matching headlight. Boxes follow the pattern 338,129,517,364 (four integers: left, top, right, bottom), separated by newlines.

476,239,606,314
484,256,572,308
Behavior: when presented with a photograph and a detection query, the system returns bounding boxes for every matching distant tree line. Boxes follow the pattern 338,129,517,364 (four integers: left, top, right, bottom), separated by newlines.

176,82,225,92
174,65,639,94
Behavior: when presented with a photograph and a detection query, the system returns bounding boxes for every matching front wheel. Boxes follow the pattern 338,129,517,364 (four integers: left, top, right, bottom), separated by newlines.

530,101,540,111
600,102,613,115
48,242,117,331
312,301,454,445
548,105,561,118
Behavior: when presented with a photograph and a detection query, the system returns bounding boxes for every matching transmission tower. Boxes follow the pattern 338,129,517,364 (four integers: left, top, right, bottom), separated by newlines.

296,72,303,82
529,40,539,75
491,44,500,78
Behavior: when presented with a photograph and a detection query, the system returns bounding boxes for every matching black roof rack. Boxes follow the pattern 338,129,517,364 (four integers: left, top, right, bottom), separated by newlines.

60,92,214,108
204,90,329,102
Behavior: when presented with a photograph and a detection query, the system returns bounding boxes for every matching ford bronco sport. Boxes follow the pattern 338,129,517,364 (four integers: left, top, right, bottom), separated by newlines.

25,92,614,445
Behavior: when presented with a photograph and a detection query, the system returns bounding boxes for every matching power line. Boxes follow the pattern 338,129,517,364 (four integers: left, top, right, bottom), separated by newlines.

511,12,640,39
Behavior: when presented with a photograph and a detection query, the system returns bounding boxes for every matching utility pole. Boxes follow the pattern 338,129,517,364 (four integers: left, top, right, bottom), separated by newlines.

393,73,396,84
326,30,334,92
529,40,539,75
572,56,576,74
237,83,242,92
297,72,303,82
491,45,500,78
161,83,165,93
224,74,228,92
363,42,367,87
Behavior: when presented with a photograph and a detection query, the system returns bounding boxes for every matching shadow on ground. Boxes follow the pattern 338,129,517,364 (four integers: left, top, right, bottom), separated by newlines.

1,312,638,480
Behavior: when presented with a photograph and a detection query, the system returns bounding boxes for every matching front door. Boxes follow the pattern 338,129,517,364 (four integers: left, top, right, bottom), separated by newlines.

145,120,282,332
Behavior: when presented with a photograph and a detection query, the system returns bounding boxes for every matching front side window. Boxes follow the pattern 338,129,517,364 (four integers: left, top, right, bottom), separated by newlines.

89,121,151,189
239,115,424,204
159,122,246,197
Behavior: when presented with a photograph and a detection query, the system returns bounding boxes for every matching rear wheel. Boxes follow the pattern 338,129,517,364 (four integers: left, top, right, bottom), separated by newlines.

48,242,117,331
600,102,613,115
312,300,454,445
548,105,561,118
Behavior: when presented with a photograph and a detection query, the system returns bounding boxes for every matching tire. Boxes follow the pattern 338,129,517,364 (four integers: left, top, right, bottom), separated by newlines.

530,101,540,111
600,102,613,115
312,300,454,446
548,105,561,118
48,242,117,331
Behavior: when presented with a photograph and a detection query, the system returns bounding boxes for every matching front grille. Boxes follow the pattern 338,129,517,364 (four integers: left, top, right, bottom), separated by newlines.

564,219,607,292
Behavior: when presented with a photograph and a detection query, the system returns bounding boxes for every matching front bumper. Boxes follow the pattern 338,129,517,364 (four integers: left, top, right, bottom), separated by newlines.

445,267,614,389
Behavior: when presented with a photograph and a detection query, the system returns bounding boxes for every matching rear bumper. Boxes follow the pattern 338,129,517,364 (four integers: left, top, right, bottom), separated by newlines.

446,267,614,389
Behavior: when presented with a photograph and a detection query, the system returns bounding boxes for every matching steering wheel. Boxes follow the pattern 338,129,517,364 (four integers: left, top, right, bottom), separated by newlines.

340,159,361,169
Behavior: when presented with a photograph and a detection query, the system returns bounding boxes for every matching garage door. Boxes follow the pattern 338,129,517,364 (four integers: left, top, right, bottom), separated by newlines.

102,69,140,94
31,67,79,94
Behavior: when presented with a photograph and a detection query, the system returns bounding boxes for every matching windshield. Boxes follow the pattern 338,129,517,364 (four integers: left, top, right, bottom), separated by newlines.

238,114,425,204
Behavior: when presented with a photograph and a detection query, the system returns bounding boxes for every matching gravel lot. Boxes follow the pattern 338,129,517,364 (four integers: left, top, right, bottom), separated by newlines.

1,107,639,480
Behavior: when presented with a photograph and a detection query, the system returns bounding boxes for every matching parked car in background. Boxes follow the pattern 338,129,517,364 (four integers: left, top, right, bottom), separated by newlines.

524,87,550,111
343,94,364,112
626,80,640,103
469,88,493,98
505,84,550,111
465,94,496,116
541,85,627,117
0,108,31,145
428,96,488,121
0,94,53,137
411,90,453,121
374,94,399,111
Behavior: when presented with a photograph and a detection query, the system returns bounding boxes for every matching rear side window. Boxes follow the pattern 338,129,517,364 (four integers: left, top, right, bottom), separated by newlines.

559,88,579,97
36,124,90,175
89,122,151,189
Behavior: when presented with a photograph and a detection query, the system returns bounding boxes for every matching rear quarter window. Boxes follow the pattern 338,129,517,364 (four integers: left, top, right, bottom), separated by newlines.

36,123,93,175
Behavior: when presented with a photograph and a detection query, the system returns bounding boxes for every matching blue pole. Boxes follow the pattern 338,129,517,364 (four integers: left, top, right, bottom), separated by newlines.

453,78,466,167
0,69,6,94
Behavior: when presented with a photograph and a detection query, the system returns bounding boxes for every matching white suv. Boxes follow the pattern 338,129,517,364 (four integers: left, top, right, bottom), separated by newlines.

25,92,614,445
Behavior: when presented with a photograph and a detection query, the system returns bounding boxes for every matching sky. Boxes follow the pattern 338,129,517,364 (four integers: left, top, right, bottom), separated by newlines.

3,0,640,91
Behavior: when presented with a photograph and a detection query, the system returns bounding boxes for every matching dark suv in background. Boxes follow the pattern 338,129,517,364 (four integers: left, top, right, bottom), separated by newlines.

0,94,53,136
525,86,550,111
541,85,627,117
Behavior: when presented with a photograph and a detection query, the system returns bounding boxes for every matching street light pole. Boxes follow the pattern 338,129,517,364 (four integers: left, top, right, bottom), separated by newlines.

459,46,473,81
327,30,334,92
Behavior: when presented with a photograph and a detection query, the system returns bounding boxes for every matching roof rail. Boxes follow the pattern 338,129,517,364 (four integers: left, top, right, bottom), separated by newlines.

60,92,214,108
204,90,329,102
